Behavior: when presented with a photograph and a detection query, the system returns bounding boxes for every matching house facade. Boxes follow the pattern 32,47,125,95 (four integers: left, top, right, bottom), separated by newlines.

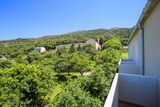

104,0,160,107
86,39,101,50
55,39,101,50
35,47,46,53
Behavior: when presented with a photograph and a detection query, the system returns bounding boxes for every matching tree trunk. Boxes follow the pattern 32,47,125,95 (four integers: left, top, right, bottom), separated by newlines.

80,71,83,76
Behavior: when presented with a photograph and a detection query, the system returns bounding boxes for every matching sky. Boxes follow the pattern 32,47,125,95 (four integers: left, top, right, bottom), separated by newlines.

0,0,147,40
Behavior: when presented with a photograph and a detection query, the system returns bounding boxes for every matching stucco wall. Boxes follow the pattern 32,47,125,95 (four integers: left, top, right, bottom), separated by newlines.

40,47,46,52
128,30,141,66
35,47,46,52
119,64,140,75
86,39,101,50
143,1,160,106
86,39,96,46
119,73,157,107
95,42,101,50
143,0,160,77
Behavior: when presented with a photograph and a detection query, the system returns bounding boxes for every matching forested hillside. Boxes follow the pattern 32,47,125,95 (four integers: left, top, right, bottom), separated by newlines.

0,27,132,107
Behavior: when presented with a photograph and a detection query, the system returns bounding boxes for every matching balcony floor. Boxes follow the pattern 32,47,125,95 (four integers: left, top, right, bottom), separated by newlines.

119,101,146,107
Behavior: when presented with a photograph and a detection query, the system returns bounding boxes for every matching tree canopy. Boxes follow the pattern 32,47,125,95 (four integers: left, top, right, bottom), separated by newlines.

0,30,125,107
0,64,55,107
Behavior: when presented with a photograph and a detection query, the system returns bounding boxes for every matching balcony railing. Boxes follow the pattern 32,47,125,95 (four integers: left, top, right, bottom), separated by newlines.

104,73,158,107
119,59,140,75
103,73,119,107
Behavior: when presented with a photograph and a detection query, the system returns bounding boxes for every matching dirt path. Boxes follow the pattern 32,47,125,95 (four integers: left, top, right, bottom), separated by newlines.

75,72,91,76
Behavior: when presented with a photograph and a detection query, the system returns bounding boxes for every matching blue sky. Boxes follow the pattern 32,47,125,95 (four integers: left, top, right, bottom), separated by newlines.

0,0,147,40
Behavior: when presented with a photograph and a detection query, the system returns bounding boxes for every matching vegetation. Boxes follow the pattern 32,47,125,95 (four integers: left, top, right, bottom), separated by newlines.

121,51,128,59
0,28,126,106
0,64,55,107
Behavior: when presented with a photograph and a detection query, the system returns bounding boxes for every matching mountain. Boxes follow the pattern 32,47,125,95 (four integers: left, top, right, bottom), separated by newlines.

0,27,134,58
1,27,134,45
38,27,134,45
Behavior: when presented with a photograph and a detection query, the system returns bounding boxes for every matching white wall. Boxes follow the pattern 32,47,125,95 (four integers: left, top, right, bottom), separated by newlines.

143,1,160,106
35,47,46,52
119,73,157,107
104,73,119,107
144,0,160,77
119,64,140,75
128,30,141,66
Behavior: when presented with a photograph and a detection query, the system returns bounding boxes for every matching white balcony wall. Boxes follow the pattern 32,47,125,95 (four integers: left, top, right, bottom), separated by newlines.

119,73,157,107
104,73,119,107
119,59,140,75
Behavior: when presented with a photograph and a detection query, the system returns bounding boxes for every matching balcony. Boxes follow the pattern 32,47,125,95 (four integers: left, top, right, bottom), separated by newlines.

118,59,140,75
104,73,158,107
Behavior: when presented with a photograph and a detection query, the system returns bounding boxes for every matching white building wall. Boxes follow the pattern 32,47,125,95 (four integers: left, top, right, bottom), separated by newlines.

143,0,160,78
119,73,157,107
143,1,160,106
40,47,46,52
35,47,46,53
128,30,141,66
86,39,101,50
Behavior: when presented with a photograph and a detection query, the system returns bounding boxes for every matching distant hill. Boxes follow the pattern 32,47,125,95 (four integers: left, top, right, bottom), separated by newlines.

38,27,134,46
0,27,134,58
67,27,134,38
0,27,134,45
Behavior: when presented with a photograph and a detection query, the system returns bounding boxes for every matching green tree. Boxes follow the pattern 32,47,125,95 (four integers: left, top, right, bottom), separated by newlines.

102,37,122,50
0,64,55,107
69,43,76,53
56,46,68,56
71,52,95,76
82,44,97,57
52,80,102,107
77,43,82,51
81,66,112,101
40,58,56,70
42,51,57,58
54,54,72,75
26,51,42,64
0,59,14,69
94,49,121,74
14,55,27,64
95,38,122,74
40,51,58,70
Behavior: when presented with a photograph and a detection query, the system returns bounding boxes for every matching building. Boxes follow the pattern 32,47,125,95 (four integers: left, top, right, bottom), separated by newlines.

86,39,101,50
55,39,101,50
104,0,160,107
35,47,46,53
55,43,86,49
